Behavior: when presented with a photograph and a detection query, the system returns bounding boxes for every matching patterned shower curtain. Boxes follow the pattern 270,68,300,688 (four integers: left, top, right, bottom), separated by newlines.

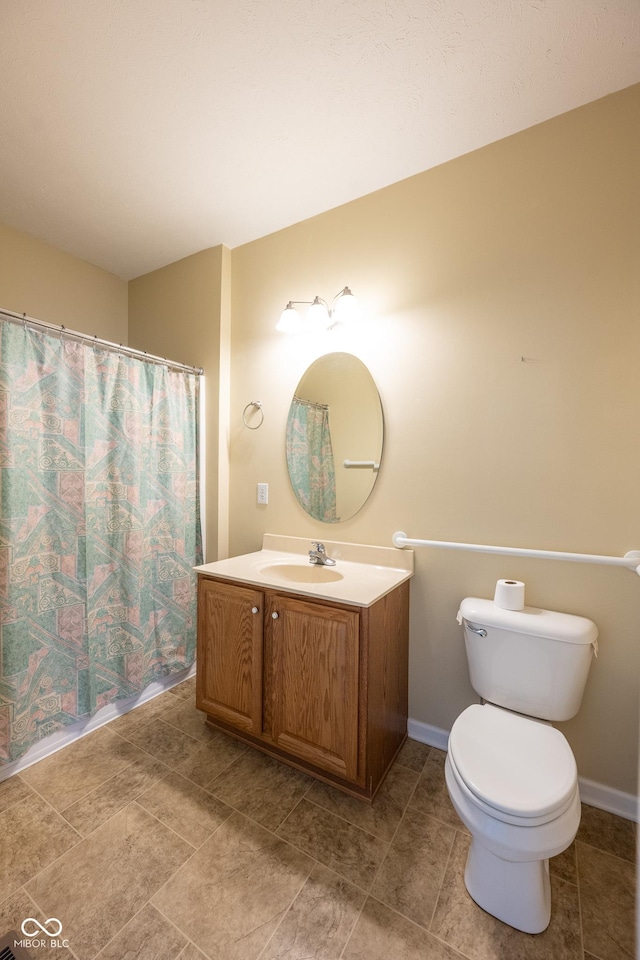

0,321,202,764
286,396,337,522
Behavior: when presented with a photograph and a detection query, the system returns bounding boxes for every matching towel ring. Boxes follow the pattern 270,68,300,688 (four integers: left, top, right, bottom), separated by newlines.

243,400,264,429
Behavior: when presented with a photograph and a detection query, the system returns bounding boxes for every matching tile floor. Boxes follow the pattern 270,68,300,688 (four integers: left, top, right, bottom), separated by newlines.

0,678,636,960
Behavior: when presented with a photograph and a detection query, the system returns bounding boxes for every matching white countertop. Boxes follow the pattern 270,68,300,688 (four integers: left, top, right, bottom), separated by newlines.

195,534,414,607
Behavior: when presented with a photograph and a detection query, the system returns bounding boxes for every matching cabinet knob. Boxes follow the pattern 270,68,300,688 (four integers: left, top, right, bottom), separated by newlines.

271,611,279,619
251,606,259,614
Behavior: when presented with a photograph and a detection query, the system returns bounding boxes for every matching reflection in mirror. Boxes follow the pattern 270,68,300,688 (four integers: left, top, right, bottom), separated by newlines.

286,353,384,523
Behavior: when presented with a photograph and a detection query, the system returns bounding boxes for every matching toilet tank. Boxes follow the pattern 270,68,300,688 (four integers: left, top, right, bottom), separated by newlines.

458,598,598,722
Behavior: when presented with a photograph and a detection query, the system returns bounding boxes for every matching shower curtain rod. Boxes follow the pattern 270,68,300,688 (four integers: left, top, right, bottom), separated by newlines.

0,307,204,375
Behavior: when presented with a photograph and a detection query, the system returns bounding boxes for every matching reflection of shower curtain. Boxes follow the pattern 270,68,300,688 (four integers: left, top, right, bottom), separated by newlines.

0,321,202,764
286,397,337,522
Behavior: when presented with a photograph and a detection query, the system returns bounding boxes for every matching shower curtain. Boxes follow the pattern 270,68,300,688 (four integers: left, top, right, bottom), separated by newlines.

0,321,202,764
286,396,337,522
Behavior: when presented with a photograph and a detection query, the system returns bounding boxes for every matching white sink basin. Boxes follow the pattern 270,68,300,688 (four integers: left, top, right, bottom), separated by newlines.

195,534,414,607
257,561,344,584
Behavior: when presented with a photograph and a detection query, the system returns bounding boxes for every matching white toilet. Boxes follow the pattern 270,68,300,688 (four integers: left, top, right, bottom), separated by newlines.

445,596,598,934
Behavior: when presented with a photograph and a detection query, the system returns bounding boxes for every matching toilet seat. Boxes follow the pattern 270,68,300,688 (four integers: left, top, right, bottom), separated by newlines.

448,704,577,825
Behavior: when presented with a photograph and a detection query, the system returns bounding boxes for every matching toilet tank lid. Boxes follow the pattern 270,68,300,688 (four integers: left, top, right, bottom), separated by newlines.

458,598,598,645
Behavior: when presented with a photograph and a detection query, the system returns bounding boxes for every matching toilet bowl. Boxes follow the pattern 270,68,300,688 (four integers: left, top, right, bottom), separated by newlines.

445,704,580,933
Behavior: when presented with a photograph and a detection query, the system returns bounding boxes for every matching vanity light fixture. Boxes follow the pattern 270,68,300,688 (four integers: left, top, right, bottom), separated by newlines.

276,286,359,333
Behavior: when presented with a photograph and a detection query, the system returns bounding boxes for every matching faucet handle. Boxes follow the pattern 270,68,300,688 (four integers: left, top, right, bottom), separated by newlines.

311,541,325,553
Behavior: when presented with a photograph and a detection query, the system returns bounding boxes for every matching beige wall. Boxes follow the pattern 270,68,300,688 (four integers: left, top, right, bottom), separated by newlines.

229,85,640,797
0,221,127,341
128,246,229,562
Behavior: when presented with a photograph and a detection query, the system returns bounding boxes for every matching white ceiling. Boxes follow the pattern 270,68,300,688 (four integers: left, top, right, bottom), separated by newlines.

1,1,638,280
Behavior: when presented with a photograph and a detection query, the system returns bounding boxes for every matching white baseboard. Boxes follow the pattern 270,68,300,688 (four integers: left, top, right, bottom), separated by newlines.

578,776,639,823
0,663,196,784
407,717,450,752
407,716,639,824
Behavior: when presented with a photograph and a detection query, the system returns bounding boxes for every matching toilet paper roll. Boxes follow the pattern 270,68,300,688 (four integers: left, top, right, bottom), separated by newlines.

494,579,525,611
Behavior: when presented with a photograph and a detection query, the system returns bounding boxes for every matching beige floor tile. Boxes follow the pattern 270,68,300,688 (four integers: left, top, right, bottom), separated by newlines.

370,807,456,929
430,832,583,960
305,763,419,841
168,677,197,700
25,802,193,960
342,897,463,960
161,696,224,743
277,799,388,890
207,748,312,830
95,902,188,960
261,862,365,960
21,726,149,810
577,802,636,863
408,749,467,832
127,717,245,790
577,840,636,960
178,944,210,960
127,718,206,768
151,699,249,777
137,770,233,846
0,793,79,901
395,738,432,774
550,842,577,885
108,693,178,738
61,753,170,835
0,887,32,934
153,811,314,960
0,773,34,813
177,736,249,787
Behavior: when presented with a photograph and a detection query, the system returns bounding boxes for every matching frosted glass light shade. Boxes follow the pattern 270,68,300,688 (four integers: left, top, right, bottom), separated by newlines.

276,303,302,333
332,288,359,326
307,297,331,329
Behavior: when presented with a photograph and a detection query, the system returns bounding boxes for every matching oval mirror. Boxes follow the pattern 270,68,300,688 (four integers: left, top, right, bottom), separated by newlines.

286,353,384,523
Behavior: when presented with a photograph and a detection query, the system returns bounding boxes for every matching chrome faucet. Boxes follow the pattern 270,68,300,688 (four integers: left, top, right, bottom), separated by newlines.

308,541,337,566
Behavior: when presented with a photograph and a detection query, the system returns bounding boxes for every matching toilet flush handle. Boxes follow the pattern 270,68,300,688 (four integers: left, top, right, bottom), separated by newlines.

467,624,487,638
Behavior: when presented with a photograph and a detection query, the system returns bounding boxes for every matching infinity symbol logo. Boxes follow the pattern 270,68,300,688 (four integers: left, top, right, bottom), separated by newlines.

21,917,63,938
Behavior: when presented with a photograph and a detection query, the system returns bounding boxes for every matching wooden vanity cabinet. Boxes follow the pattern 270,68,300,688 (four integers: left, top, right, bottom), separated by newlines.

196,574,409,801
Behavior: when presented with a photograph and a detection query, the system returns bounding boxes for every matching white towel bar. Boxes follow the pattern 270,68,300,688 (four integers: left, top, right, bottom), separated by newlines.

391,532,640,576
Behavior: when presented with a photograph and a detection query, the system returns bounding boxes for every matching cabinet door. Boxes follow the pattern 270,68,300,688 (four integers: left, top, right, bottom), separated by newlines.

197,578,264,735
269,595,360,781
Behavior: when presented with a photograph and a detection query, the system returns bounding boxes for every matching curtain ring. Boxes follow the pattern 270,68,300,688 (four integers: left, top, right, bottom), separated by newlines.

243,400,264,429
